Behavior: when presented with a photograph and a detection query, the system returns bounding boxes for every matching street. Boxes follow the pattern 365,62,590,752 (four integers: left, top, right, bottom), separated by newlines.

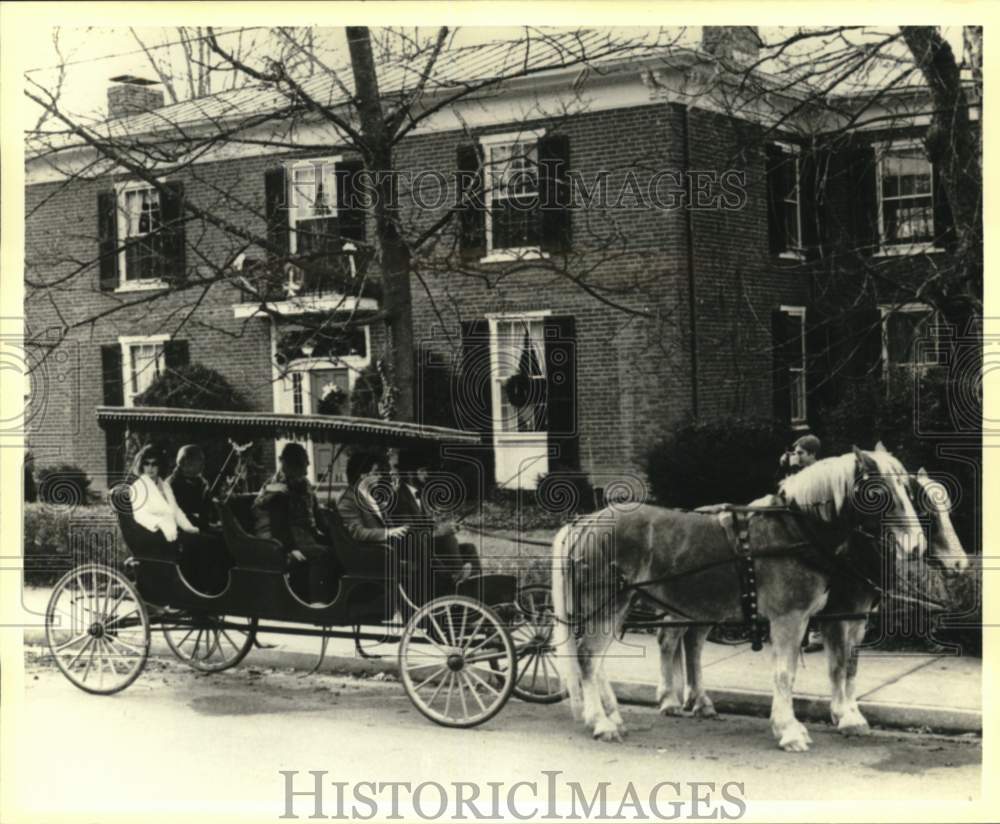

8,647,980,821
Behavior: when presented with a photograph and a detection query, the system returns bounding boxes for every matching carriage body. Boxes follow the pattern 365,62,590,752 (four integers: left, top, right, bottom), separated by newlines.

43,406,562,726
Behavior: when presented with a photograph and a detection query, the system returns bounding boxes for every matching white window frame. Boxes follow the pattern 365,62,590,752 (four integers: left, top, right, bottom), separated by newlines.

287,155,343,256
118,334,170,408
779,305,808,429
874,139,935,257
114,179,169,292
479,130,549,264
774,142,803,260
879,302,942,373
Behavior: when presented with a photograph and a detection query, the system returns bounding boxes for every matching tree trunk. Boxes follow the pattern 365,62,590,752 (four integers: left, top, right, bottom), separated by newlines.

346,27,416,422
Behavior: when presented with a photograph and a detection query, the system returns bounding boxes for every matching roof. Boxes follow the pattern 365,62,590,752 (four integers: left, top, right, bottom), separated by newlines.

26,30,700,158
96,406,482,447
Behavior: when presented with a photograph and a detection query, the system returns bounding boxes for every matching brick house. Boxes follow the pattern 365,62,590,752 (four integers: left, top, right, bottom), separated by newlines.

23,29,974,496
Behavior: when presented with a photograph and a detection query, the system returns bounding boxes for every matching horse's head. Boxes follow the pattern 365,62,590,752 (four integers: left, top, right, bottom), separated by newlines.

852,444,927,557
910,468,969,575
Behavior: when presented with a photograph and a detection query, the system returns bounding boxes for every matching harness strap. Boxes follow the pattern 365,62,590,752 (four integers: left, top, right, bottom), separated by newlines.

729,510,765,651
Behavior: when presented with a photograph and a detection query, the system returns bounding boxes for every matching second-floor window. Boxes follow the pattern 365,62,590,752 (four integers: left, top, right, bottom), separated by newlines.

289,158,341,259
766,143,802,257
117,183,164,283
878,146,934,248
484,137,541,254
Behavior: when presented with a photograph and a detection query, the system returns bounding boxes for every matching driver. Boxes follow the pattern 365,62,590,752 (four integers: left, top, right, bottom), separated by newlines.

252,442,335,606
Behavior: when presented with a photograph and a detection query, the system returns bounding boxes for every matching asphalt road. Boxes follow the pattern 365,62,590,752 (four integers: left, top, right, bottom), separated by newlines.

10,649,981,822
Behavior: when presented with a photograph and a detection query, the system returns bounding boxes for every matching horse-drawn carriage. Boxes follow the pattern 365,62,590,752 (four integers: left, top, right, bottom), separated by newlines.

44,406,565,728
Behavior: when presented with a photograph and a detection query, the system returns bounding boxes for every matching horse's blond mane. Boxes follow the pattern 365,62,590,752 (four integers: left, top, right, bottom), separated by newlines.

778,453,856,519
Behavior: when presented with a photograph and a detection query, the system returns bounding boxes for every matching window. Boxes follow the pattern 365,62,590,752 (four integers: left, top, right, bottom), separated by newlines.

878,145,934,249
766,143,802,258
289,157,341,259
481,132,543,257
116,182,164,284
292,372,304,415
119,335,168,407
491,317,547,433
880,303,942,369
779,306,807,426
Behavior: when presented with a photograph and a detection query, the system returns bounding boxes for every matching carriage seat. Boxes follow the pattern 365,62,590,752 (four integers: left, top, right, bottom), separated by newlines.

109,484,180,563
218,497,288,573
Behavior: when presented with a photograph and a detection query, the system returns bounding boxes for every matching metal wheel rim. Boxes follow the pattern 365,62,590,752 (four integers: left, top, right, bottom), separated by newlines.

44,563,150,695
503,585,567,703
162,614,257,672
399,596,515,728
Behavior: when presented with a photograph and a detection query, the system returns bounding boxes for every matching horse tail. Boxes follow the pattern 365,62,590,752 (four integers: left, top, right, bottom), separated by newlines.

551,522,584,719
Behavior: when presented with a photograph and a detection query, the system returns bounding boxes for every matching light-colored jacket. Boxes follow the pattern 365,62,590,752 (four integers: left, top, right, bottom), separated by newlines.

130,474,197,543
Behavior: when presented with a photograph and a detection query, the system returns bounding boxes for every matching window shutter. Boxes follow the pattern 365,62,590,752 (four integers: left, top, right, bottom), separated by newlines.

336,159,367,244
458,319,494,487
101,344,124,407
160,181,187,285
799,148,825,259
932,162,957,251
771,309,792,424
805,311,831,412
97,190,119,291
105,423,128,486
850,309,884,378
766,145,787,255
264,166,290,257
848,139,879,254
163,339,190,373
544,315,577,470
539,134,571,254
456,144,486,260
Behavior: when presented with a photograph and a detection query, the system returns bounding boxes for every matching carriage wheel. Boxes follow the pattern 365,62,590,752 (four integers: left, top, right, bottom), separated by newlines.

162,614,257,673
44,564,150,695
502,584,567,704
399,596,515,728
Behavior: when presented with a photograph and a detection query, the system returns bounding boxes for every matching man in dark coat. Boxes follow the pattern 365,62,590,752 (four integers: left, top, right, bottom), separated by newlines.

253,442,337,605
166,444,231,593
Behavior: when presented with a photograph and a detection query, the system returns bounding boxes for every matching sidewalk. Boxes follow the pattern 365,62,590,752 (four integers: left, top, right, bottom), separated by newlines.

15,582,980,734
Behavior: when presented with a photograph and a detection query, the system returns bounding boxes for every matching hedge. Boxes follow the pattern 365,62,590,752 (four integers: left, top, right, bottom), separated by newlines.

23,504,127,587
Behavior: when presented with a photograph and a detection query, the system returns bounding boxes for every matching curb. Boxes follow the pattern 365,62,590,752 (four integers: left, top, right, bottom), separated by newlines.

24,629,980,735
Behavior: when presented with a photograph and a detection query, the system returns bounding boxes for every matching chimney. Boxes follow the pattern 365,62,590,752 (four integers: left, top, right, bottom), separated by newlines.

701,27,761,65
107,76,164,119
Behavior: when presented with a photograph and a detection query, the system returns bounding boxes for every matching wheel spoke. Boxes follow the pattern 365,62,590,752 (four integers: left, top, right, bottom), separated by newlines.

80,639,98,683
411,664,448,693
464,628,502,657
64,635,95,669
463,664,502,697
456,670,470,718
460,670,488,713
54,632,90,653
443,672,456,717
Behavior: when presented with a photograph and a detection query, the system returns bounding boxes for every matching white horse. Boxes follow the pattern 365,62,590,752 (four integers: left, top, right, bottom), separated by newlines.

551,447,927,751
654,465,969,737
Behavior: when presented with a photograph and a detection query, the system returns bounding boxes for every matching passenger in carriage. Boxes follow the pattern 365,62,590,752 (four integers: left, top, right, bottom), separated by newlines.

252,442,337,606
166,444,232,593
392,452,480,585
337,451,409,544
129,444,200,544
166,445,216,531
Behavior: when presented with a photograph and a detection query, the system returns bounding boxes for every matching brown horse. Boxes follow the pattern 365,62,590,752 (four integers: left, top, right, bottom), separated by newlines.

655,465,969,738
551,447,927,751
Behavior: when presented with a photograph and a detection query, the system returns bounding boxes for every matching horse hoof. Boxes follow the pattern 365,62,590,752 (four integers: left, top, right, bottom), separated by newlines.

593,722,623,743
777,722,813,752
659,702,685,717
838,722,871,737
692,703,718,719
780,737,811,753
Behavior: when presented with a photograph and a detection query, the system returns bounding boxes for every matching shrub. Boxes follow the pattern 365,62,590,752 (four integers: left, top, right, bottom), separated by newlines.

36,463,91,506
132,362,256,484
643,417,789,509
23,503,125,587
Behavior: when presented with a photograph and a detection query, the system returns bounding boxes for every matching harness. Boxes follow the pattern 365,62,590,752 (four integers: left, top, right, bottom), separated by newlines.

564,462,946,650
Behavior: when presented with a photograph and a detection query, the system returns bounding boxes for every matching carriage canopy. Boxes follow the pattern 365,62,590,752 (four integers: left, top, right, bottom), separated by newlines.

95,405,482,448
